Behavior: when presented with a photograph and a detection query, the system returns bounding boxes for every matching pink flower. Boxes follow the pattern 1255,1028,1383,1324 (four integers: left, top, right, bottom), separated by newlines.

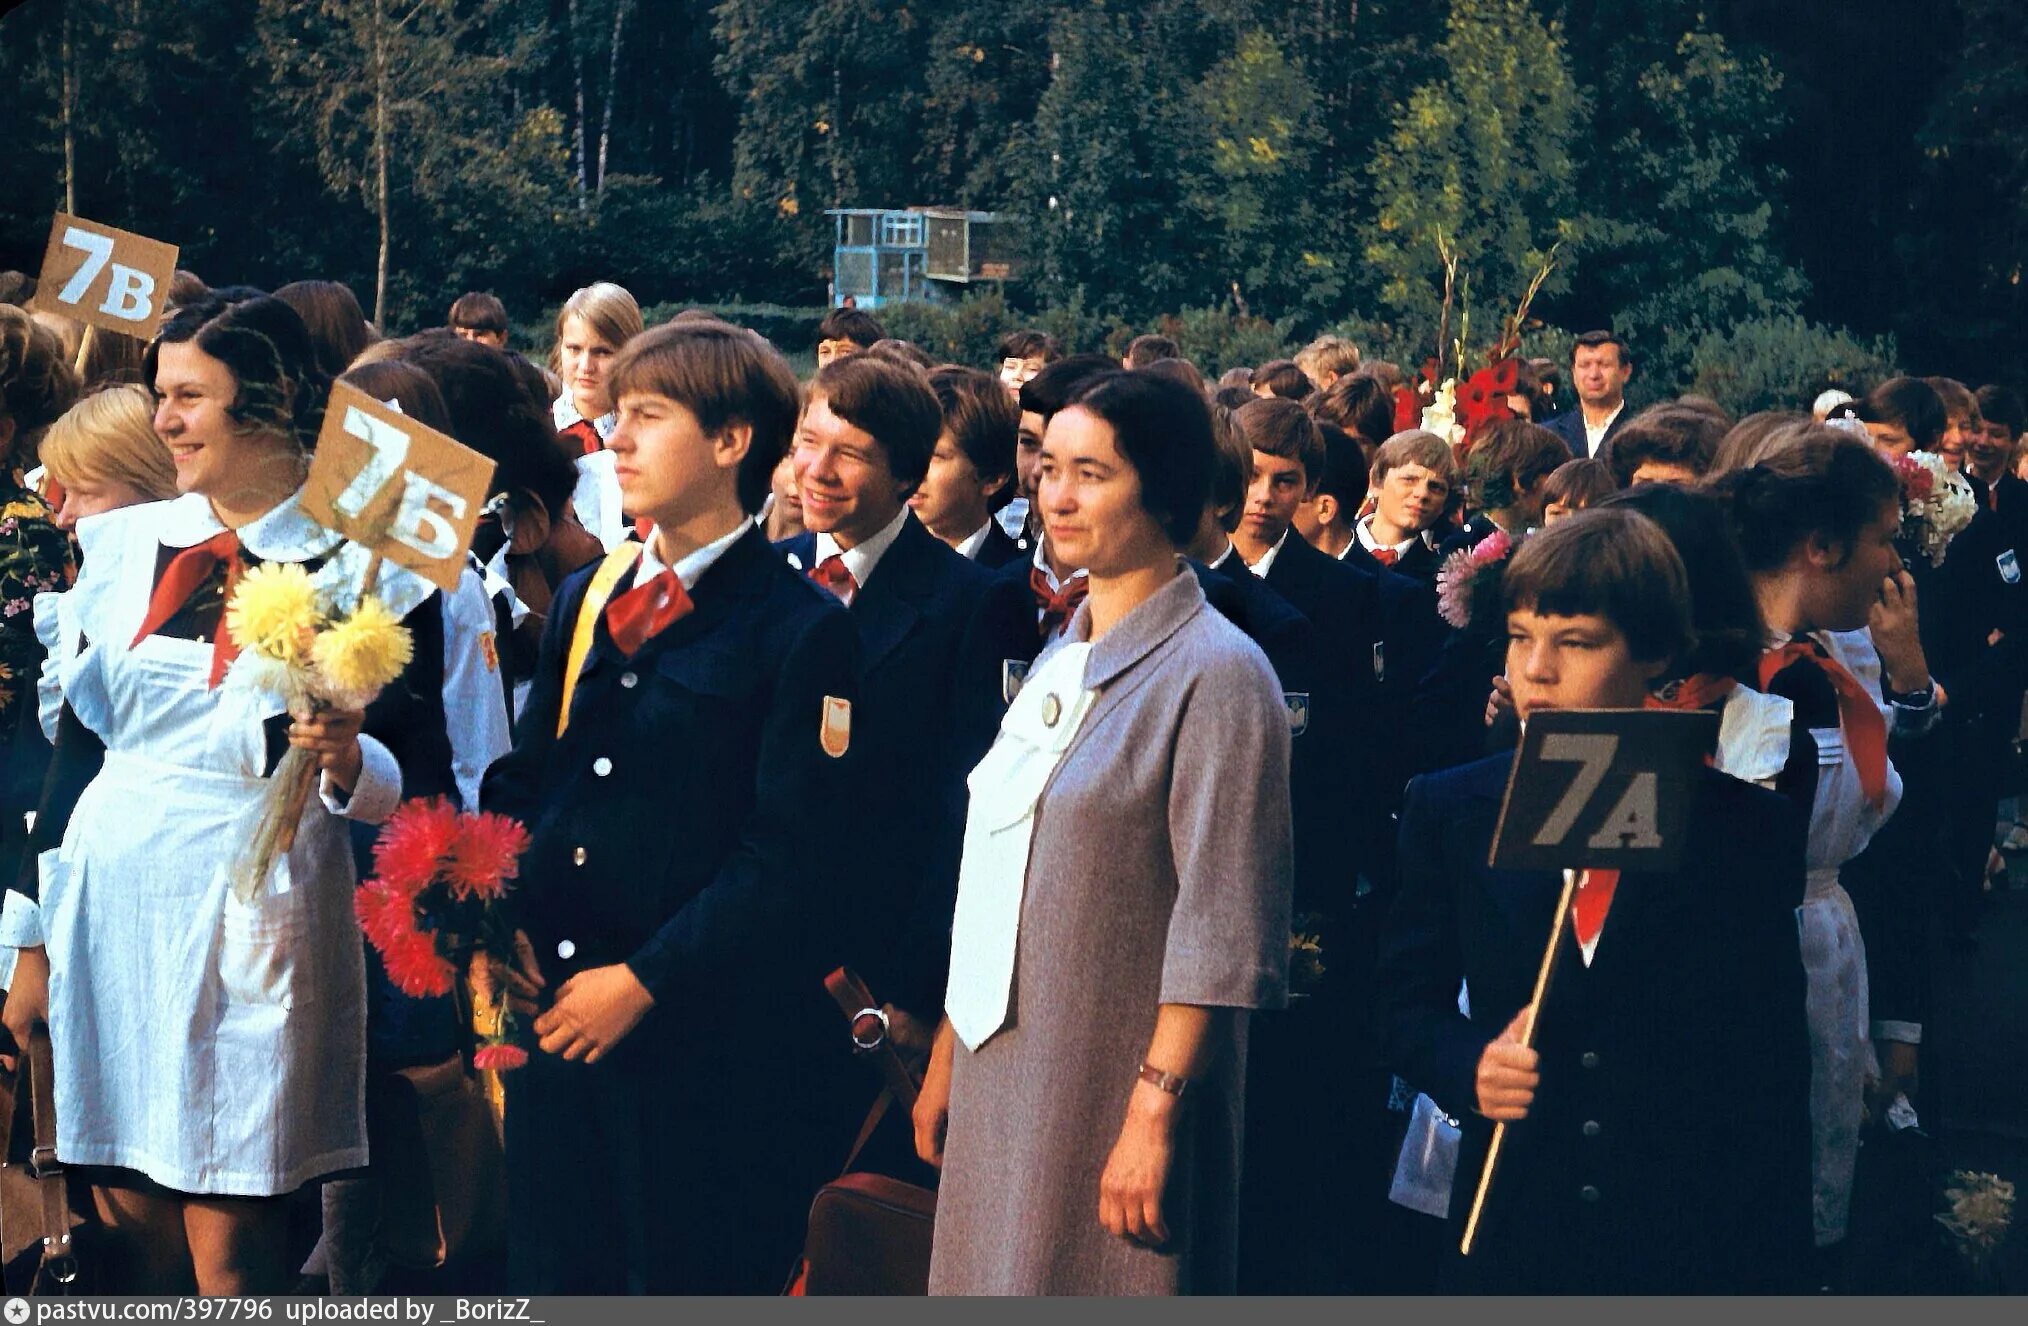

445,811,531,902
372,797,462,893
1470,529,1513,564
353,878,417,955
381,927,456,999
472,1042,529,1072
1893,453,1935,503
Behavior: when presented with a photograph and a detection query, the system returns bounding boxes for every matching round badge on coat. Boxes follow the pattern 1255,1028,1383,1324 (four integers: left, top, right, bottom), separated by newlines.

1042,694,1062,727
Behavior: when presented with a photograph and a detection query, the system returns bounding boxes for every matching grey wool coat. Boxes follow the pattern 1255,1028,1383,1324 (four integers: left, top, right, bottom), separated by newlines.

928,565,1294,1296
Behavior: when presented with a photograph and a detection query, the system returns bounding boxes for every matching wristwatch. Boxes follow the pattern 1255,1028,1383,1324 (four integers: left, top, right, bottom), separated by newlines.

1137,1063,1192,1098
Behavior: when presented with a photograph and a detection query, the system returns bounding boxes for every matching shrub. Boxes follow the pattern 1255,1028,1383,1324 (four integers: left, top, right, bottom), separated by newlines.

1684,316,1899,416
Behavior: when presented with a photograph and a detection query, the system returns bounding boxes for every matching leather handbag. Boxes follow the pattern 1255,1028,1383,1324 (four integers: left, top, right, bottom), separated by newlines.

784,969,937,1296
369,1054,508,1271
0,1026,88,1295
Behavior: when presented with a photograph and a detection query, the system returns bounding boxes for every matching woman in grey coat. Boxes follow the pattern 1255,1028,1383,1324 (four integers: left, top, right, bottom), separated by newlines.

914,370,1294,1295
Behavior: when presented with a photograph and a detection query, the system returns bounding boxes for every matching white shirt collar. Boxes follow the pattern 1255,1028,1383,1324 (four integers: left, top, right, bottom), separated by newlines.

814,504,912,597
1355,515,1418,556
956,519,996,561
553,392,616,441
1029,534,1087,591
1246,530,1289,577
641,517,753,591
1205,539,1235,570
157,490,343,562
1584,402,1625,454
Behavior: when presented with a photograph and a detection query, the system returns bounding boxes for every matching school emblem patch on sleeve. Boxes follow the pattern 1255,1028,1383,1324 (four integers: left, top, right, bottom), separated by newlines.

1999,549,2020,585
1284,692,1310,737
479,630,500,673
820,695,852,758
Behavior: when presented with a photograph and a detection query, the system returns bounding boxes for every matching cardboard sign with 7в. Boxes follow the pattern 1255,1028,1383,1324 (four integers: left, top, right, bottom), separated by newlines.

302,382,497,592
29,212,180,341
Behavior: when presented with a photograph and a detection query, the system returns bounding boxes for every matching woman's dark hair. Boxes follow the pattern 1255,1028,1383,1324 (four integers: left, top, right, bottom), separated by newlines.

144,292,329,452
1542,457,1618,512
1706,425,1899,573
1063,369,1215,548
1602,402,1727,487
1857,377,1947,451
339,358,453,436
1467,418,1573,511
1599,484,1764,679
1308,371,1396,445
387,329,576,520
1710,410,1809,476
1502,506,1692,668
274,280,376,379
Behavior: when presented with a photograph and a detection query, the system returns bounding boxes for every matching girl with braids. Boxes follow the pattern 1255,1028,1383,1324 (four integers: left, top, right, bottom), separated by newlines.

1711,426,1939,1286
0,293,462,1293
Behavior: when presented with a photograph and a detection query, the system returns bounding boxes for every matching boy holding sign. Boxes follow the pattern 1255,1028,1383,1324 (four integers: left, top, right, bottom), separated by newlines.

480,319,867,1294
1375,508,1814,1293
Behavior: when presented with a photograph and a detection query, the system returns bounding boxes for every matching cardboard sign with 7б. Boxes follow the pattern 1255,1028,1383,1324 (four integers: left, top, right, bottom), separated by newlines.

302,381,497,592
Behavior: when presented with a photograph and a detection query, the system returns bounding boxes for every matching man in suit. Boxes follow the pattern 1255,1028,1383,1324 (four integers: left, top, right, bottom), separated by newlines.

1377,509,1813,1293
483,320,866,1293
780,353,1031,1026
913,365,1025,568
1543,330,1635,458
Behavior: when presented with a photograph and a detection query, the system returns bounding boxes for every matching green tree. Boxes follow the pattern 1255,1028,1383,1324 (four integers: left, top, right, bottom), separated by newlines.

1195,30,1340,320
1016,2,1215,319
1578,29,1806,386
1361,0,1583,337
256,0,559,326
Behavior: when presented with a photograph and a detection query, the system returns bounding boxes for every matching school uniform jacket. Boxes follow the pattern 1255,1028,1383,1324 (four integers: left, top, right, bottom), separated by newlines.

1341,532,1443,585
776,515,1034,1018
1378,754,1815,1293
971,518,1027,570
1237,535,1439,895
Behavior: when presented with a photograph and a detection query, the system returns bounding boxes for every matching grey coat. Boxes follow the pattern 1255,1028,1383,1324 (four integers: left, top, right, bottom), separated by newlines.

928,566,1294,1295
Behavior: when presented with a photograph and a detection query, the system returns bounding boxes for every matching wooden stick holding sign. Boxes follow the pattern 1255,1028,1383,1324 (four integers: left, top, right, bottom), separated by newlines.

259,388,493,863
1458,707,1719,1257
28,213,180,343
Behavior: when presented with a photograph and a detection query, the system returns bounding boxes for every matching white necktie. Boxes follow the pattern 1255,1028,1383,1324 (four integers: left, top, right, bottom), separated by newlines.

945,642,1097,1051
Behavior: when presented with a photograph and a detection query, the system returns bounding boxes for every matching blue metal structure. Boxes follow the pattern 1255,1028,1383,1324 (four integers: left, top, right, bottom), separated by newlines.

826,207,1017,309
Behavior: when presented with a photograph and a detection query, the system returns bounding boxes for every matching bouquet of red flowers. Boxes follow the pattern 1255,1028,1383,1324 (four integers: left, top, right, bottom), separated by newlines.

355,798,532,1071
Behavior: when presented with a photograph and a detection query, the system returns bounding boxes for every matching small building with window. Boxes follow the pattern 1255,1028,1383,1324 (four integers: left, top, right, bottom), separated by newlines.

826,207,1020,309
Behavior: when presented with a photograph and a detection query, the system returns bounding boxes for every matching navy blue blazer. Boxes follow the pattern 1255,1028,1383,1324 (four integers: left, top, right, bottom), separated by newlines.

1340,531,1443,585
1543,404,1627,458
484,524,866,1027
778,516,1035,1016
1378,754,1814,1293
970,518,1027,570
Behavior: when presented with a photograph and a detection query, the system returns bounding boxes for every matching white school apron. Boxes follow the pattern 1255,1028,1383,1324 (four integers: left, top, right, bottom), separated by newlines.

40,506,368,1198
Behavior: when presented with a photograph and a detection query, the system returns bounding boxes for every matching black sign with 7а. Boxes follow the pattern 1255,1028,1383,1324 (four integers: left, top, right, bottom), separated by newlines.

1487,708,1719,874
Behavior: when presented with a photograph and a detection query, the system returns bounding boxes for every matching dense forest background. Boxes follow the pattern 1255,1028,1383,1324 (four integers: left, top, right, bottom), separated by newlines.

0,0,2023,405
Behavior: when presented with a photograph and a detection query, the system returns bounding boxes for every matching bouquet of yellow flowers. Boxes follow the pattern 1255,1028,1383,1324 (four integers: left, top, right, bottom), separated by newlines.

224,560,414,900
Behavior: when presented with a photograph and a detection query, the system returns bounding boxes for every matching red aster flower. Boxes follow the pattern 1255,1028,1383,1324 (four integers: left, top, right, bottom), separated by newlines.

444,811,531,902
353,878,417,956
472,1042,529,1072
381,926,456,999
372,797,462,893
1457,359,1522,434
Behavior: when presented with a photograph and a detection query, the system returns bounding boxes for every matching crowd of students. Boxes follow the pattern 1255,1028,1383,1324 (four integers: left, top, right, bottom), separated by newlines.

0,271,2019,1295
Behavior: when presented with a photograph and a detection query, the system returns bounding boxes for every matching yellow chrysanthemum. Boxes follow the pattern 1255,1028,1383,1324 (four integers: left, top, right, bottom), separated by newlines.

225,562,324,663
312,595,413,697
